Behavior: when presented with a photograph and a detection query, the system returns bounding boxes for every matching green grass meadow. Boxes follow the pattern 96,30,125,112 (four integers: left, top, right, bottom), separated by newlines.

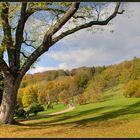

1,84,140,138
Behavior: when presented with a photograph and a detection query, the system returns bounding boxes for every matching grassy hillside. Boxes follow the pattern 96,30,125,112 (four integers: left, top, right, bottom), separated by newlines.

1,84,140,138
17,57,140,111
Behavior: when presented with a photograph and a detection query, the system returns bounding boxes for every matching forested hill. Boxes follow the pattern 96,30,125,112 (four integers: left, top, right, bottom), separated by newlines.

21,66,95,88
21,57,140,88
18,57,140,107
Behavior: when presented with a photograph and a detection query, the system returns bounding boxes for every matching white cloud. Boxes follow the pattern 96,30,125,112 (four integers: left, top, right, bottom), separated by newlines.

29,66,57,74
58,63,67,70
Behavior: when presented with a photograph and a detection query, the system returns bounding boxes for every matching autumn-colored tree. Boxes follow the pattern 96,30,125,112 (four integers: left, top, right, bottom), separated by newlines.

38,80,63,105
38,89,47,105
59,90,70,105
22,86,38,107
119,61,132,83
130,57,140,80
82,77,103,103
94,66,105,76
76,94,87,105
123,80,139,98
101,65,121,88
68,77,79,103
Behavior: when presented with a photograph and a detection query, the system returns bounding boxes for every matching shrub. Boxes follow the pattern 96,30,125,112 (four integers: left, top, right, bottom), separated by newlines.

133,91,140,98
63,98,70,105
15,107,26,117
123,80,139,97
76,94,87,105
83,90,101,103
22,86,38,107
47,102,53,109
26,103,44,115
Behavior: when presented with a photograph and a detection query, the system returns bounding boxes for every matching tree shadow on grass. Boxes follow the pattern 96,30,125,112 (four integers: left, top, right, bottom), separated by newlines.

16,104,111,125
18,105,114,126
71,101,140,127
99,93,116,102
18,101,140,130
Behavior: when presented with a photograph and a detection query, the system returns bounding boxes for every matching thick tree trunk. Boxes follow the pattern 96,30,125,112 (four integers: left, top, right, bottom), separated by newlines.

0,72,4,104
0,74,19,124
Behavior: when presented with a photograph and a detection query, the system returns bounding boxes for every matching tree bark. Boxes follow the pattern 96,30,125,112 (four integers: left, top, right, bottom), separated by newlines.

0,74,19,124
0,72,4,105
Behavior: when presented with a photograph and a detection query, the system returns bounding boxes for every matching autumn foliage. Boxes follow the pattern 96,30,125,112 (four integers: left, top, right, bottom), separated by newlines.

15,57,140,111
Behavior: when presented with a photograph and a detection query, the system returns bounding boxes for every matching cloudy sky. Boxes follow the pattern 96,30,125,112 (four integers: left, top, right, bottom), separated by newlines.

28,2,140,74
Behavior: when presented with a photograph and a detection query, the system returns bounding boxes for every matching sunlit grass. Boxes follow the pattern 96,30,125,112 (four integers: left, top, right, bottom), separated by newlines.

38,103,67,115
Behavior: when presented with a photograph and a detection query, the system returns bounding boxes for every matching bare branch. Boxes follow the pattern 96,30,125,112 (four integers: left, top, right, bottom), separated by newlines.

14,48,29,59
117,10,125,14
20,51,29,59
52,2,122,44
92,4,101,21
23,30,36,49
18,44,45,79
73,15,86,20
23,41,36,49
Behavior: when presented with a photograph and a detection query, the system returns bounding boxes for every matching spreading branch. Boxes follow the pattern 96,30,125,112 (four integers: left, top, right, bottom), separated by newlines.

52,2,123,44
19,2,80,80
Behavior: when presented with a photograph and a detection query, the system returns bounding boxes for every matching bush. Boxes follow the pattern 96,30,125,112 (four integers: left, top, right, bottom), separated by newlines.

83,91,101,103
123,80,140,97
47,103,53,109
76,94,87,105
63,98,70,105
26,103,44,115
15,107,26,117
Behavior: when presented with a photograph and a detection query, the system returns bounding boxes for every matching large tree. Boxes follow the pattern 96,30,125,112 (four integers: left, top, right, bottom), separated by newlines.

0,2,124,124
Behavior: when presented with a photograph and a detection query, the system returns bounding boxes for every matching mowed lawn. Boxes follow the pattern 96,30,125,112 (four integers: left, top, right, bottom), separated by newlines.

1,84,140,138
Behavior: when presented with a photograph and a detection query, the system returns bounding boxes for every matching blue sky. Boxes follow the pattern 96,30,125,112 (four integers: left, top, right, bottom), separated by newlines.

28,3,140,74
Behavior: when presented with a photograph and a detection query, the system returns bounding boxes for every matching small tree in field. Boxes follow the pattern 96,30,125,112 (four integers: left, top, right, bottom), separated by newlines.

0,2,124,124
123,80,140,98
22,86,38,107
